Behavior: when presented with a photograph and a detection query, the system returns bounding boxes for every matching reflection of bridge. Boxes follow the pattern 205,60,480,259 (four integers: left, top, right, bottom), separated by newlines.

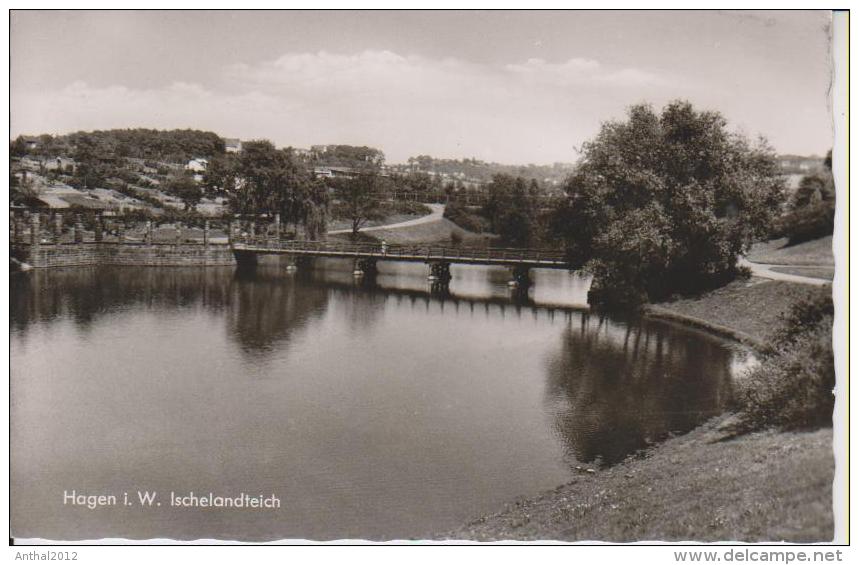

231,239,570,287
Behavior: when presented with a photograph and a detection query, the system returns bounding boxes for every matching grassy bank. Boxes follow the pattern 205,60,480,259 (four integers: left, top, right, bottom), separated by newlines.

644,278,828,351
748,236,833,266
446,417,833,542
770,266,835,281
331,217,494,246
327,212,426,233
448,274,834,542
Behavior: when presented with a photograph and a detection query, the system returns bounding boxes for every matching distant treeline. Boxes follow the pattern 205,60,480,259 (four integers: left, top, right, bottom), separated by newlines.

11,128,226,164
400,156,575,185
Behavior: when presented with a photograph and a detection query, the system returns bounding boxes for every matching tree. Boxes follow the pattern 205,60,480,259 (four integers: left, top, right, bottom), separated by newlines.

232,141,313,225
71,134,110,189
167,173,203,211
203,153,240,196
778,148,835,245
331,172,387,239
10,171,40,206
552,101,785,309
482,174,536,246
10,136,28,157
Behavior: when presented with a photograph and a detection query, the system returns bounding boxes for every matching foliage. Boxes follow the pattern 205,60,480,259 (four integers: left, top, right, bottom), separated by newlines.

449,229,464,246
776,200,835,246
229,141,316,223
552,101,785,309
10,171,41,206
482,174,538,246
388,200,433,216
330,172,388,238
732,291,834,433
12,129,225,163
69,134,113,189
401,154,574,186
388,172,445,197
313,145,385,169
202,153,240,196
166,173,203,211
775,155,835,246
443,200,489,233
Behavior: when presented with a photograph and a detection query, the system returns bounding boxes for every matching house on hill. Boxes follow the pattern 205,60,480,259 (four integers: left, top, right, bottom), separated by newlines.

313,166,360,179
224,138,242,153
777,155,824,174
186,158,208,172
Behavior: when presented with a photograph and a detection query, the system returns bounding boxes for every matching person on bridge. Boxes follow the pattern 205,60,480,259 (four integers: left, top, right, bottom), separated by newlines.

381,240,388,255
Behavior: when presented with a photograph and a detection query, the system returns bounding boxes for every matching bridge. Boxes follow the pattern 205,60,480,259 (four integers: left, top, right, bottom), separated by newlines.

231,239,570,287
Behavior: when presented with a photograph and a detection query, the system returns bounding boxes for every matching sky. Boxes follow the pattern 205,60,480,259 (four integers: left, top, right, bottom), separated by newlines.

11,10,833,164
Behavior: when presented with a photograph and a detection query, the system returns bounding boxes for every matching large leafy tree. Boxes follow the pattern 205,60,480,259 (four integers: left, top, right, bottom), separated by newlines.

167,173,203,211
553,101,785,309
202,153,240,196
331,171,388,239
231,141,313,224
482,174,536,246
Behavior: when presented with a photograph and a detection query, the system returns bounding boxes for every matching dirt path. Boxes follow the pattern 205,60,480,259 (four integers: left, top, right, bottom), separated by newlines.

326,204,444,235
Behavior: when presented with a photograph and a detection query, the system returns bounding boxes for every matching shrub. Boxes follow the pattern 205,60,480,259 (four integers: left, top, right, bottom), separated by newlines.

776,200,835,246
390,200,432,216
443,200,489,233
450,229,464,246
732,291,835,433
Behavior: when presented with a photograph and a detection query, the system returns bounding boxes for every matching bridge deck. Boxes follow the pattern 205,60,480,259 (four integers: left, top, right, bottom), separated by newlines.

232,240,569,268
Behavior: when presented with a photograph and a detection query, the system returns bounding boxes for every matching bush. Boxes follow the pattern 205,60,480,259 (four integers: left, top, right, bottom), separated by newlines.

443,200,489,233
732,292,835,433
775,200,835,246
389,200,432,216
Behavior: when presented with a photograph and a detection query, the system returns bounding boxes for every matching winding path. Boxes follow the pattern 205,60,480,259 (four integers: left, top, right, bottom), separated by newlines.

326,204,445,235
737,257,831,286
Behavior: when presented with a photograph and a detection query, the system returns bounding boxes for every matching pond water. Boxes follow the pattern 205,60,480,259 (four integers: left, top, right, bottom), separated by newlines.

10,260,752,541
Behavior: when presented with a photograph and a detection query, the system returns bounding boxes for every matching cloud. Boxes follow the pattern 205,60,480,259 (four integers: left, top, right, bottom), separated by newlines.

12,50,676,163
505,57,665,87
229,50,667,95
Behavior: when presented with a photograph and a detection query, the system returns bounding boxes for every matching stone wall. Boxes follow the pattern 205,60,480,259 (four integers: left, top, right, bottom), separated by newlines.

13,242,237,269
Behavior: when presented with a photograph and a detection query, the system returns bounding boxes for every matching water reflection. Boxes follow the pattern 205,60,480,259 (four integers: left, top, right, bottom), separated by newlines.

228,268,330,355
10,267,235,332
11,263,749,541
544,315,736,466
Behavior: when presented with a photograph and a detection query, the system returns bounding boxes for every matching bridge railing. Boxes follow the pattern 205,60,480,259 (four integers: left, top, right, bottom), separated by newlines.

233,238,568,264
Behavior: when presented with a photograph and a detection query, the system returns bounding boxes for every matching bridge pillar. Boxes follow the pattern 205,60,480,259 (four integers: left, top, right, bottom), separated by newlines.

53,213,63,241
11,212,20,244
274,214,281,242
508,265,531,288
429,280,451,297
94,215,104,242
427,261,452,284
30,213,40,246
73,214,84,243
234,249,258,270
353,257,378,278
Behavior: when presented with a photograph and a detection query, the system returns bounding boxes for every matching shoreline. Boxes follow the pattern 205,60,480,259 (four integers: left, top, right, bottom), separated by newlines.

445,276,834,542
643,304,769,353
443,416,833,542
